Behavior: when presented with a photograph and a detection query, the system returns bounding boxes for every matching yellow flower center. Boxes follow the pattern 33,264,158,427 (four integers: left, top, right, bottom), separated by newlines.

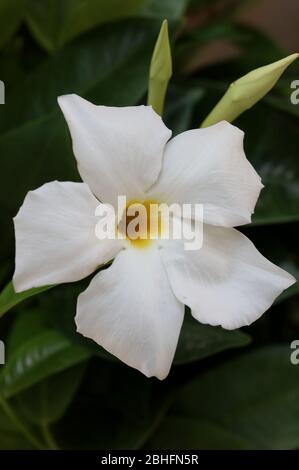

118,199,162,249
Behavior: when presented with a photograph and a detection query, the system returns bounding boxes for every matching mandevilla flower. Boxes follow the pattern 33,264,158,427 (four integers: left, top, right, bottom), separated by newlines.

13,94,295,379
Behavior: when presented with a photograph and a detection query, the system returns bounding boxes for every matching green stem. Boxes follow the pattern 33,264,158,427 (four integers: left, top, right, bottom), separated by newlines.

41,423,59,450
0,396,45,449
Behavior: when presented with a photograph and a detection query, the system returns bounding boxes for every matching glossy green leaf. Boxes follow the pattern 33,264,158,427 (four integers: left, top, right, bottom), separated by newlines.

0,0,25,48
15,364,86,425
147,20,172,115
25,0,148,52
7,308,50,353
149,346,299,449
174,314,250,365
0,330,91,398
201,54,298,127
0,281,53,318
5,303,89,424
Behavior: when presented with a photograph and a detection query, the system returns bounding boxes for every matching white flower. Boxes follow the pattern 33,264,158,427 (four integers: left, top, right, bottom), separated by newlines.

13,95,295,380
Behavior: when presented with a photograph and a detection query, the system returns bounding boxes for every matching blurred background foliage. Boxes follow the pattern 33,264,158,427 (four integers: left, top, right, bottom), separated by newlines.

0,0,299,450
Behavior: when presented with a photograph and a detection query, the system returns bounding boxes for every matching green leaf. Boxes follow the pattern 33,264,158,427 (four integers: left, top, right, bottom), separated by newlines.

277,281,299,303
7,308,49,353
56,360,173,450
174,313,250,365
0,19,161,133
22,282,113,360
239,104,299,225
0,330,91,398
147,19,172,115
25,0,148,52
0,115,78,218
0,281,53,318
145,415,253,449
15,364,86,425
3,302,89,424
201,54,298,127
0,0,25,49
164,84,204,135
0,406,36,450
149,345,299,449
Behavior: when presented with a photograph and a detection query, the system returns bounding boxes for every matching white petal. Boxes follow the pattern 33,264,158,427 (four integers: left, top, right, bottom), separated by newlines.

160,225,296,330
13,181,123,291
58,95,171,205
149,121,263,227
76,245,184,379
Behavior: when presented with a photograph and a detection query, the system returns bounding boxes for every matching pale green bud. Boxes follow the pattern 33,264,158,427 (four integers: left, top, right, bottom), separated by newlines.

201,53,298,128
